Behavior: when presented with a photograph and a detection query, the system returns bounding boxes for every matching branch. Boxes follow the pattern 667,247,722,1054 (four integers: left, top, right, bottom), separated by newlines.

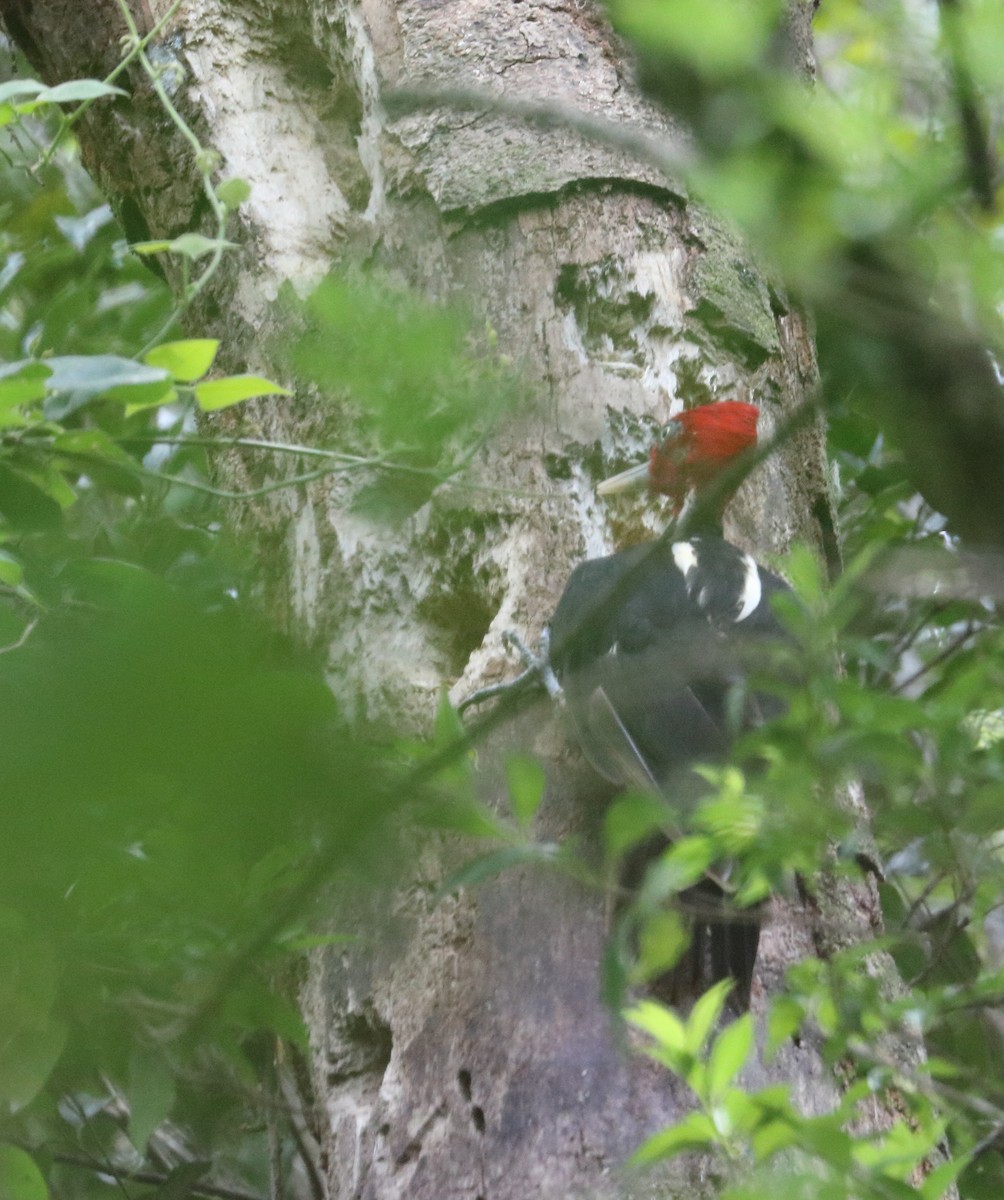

51,1152,265,1200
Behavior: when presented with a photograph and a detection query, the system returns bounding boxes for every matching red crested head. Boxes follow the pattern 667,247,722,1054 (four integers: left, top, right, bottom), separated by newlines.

648,401,759,510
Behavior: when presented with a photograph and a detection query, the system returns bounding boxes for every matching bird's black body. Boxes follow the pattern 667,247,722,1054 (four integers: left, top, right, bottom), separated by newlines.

550,533,790,1003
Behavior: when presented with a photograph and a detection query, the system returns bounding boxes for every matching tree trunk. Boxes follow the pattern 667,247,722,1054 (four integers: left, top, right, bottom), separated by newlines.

2,2,909,1197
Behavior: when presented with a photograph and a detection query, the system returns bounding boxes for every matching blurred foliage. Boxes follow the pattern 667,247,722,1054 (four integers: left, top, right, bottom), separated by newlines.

0,52,491,1200
577,1,1004,1197
284,273,521,521
3,0,1004,1197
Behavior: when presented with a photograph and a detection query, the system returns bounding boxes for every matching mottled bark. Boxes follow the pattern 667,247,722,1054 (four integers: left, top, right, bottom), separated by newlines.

0,2,914,1197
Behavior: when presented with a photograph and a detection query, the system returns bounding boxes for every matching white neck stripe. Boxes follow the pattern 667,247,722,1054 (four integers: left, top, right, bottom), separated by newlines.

735,553,762,621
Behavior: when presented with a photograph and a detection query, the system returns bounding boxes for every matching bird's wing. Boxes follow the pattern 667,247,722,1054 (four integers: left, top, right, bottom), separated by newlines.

579,684,662,792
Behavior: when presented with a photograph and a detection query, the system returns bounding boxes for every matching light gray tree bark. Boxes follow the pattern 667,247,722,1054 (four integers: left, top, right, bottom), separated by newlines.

1,2,917,1197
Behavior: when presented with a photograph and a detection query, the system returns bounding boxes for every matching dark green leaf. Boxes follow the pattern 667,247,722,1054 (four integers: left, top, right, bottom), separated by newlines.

127,1048,175,1154
0,464,63,530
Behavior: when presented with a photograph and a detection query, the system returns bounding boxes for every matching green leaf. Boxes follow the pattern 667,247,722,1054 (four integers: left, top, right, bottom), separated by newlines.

439,844,558,895
625,999,690,1074
750,1113,800,1161
605,790,673,859
0,1018,68,1113
797,1116,854,1170
629,1110,718,1164
685,978,732,1056
0,362,49,412
917,1155,969,1200
278,931,356,952
611,0,780,73
221,979,308,1047
635,909,689,980
128,1048,175,1153
0,551,23,588
706,1013,753,1097
42,355,171,416
433,690,466,745
416,796,504,840
0,1146,48,1200
505,755,545,827
0,464,63,530
195,375,292,411
133,233,237,260
3,78,127,123
0,81,46,104
765,994,804,1056
145,339,219,382
216,177,252,207
53,428,138,466
37,79,127,104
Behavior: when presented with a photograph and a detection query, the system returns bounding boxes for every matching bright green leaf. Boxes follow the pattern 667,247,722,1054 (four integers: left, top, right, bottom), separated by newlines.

750,1114,800,1161
195,375,292,411
917,1155,969,1200
611,0,783,73
0,1146,48,1200
132,233,237,260
0,362,49,411
766,994,804,1056
0,551,23,588
706,1013,753,1097
145,339,220,382
626,999,686,1049
629,1111,717,1165
635,909,689,980
685,978,732,1056
605,790,674,859
130,239,173,256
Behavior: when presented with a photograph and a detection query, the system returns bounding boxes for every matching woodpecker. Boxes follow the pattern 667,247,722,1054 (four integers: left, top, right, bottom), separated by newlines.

549,401,790,1004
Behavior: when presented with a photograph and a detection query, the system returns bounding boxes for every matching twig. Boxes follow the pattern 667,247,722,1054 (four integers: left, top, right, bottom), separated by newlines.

51,1152,265,1200
894,620,975,695
0,618,37,654
38,0,186,168
456,629,563,714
